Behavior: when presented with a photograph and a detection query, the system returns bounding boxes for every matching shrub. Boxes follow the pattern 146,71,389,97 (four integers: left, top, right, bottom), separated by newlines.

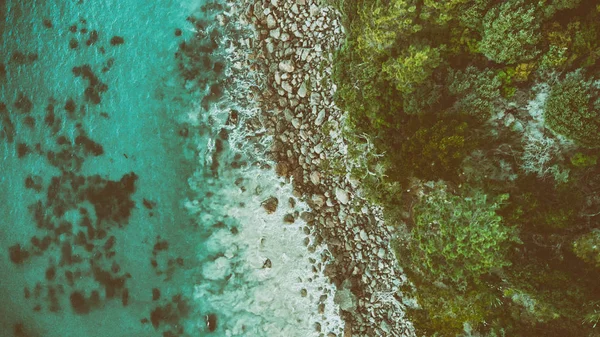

570,152,598,168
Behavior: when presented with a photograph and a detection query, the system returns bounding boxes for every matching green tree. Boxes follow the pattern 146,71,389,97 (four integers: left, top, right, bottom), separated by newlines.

407,183,518,289
478,0,542,64
399,118,472,180
544,70,600,148
382,44,443,94
573,230,600,268
448,66,502,117
395,183,519,334
356,0,420,58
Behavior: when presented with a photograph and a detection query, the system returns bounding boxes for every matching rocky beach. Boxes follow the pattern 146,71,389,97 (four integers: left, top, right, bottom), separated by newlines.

231,0,418,335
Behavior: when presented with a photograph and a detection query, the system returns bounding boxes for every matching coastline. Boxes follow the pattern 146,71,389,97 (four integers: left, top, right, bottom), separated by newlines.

232,0,417,335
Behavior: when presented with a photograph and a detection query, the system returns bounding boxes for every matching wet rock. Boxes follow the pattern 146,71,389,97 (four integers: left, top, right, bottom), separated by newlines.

175,28,182,36
261,196,279,214
43,19,53,28
300,212,315,222
275,161,289,176
269,28,280,40
283,213,295,223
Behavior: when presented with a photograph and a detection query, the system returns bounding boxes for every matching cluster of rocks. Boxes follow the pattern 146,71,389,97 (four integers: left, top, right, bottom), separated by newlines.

233,0,418,336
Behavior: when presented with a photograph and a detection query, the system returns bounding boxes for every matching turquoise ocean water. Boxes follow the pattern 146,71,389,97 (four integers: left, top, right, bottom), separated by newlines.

0,1,342,336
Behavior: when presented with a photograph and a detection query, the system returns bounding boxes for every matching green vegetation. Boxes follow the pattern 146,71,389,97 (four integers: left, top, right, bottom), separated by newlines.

403,183,517,290
331,0,600,335
545,70,600,148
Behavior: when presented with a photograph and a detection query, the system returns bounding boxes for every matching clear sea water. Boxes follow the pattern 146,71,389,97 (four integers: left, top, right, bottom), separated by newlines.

0,1,343,336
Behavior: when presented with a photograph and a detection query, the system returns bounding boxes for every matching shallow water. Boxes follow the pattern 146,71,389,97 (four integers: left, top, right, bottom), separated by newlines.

0,0,343,336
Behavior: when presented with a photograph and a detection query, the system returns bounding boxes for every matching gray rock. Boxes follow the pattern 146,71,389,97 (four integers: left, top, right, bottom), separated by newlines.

292,118,301,129
335,187,349,205
315,108,326,126
278,60,295,73
377,247,385,258
297,81,308,98
281,81,293,93
312,194,326,208
334,279,357,312
266,14,277,29
269,28,280,39
310,171,320,185
359,229,368,241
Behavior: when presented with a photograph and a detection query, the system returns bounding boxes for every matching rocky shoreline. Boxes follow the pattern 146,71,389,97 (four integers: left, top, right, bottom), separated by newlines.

222,0,418,335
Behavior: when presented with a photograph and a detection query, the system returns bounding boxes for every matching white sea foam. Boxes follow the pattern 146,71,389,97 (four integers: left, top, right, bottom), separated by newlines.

181,7,345,333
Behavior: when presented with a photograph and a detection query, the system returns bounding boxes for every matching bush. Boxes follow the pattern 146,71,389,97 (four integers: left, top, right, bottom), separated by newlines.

544,70,600,148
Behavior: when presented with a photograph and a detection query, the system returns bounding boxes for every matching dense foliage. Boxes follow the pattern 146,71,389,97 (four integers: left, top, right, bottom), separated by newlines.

332,0,600,335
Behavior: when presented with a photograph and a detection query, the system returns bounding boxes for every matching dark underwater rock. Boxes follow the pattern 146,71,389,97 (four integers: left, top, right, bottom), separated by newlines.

9,244,30,264
70,291,89,314
69,38,79,49
86,30,98,46
110,36,125,45
206,313,217,332
14,93,33,113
